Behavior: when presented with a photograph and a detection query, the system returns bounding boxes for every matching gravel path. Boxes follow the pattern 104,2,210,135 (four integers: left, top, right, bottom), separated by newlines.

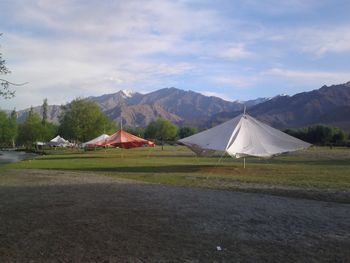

0,170,349,262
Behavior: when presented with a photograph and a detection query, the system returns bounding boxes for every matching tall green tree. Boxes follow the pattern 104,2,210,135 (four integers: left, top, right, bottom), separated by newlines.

17,111,43,148
0,111,9,146
40,98,57,142
58,98,116,142
42,122,58,142
145,118,177,149
0,110,17,147
42,98,48,124
8,109,17,147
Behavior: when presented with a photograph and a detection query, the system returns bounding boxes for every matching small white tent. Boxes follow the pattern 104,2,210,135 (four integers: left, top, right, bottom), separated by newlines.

82,134,110,148
179,113,310,158
48,135,70,147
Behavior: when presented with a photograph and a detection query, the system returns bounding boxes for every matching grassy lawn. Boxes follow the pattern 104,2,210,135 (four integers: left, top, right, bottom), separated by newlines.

1,146,350,190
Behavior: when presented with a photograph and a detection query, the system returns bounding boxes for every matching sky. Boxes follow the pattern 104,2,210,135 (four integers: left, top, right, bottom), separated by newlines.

1,0,350,110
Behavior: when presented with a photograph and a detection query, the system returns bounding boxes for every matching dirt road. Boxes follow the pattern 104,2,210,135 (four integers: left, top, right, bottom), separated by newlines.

0,170,349,262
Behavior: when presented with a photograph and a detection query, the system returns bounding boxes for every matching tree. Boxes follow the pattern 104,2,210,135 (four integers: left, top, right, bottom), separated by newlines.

39,99,58,142
58,98,116,142
178,126,198,139
0,33,27,99
125,126,145,138
0,34,15,99
285,125,347,146
145,118,177,149
0,110,17,147
16,110,43,148
16,107,57,148
0,111,10,146
42,98,48,124
8,109,17,147
41,122,58,142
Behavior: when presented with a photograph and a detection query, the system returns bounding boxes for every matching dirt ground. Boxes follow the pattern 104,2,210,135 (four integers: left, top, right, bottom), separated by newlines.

0,170,349,262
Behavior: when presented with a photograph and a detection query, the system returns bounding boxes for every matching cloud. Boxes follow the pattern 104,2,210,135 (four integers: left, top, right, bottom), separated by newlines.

2,0,221,109
297,26,350,56
216,43,254,60
264,25,350,57
212,75,258,89
1,0,350,110
263,68,350,85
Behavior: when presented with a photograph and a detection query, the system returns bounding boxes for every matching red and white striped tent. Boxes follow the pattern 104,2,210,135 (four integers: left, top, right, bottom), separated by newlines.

102,130,155,149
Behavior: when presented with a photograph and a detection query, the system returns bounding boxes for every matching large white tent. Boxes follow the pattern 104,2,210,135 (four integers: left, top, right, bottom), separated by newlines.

179,113,310,158
82,134,110,148
48,135,70,147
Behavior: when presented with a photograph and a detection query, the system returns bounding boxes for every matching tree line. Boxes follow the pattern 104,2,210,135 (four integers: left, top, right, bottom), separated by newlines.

284,125,349,146
1,98,349,149
0,98,198,149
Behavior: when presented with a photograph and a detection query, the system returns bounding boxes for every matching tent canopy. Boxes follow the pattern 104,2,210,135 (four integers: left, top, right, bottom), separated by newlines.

179,113,310,158
82,134,110,148
48,135,70,147
103,130,155,149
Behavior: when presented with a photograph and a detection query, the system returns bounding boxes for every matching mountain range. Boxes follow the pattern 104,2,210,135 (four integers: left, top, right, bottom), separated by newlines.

208,82,350,132
12,81,350,132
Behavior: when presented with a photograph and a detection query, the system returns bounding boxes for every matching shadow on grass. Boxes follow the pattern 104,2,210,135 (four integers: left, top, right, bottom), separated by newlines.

252,158,350,166
38,156,106,161
61,165,217,173
35,153,350,169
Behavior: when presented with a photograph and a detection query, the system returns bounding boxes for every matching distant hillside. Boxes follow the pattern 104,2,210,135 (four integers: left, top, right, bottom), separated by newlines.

16,105,62,123
14,88,257,126
89,88,245,127
11,82,350,131
208,82,350,132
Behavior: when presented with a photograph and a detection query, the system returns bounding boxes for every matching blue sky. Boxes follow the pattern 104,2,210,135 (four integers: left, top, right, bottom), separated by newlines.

1,0,350,110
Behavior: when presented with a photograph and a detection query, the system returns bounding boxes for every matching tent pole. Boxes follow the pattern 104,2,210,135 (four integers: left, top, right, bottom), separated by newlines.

244,157,246,169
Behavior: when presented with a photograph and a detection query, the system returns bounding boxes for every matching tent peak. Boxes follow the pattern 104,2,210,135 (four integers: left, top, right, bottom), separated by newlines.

179,114,310,158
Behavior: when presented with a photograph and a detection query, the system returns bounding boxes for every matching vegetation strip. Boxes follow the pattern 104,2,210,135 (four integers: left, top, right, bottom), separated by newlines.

1,146,349,194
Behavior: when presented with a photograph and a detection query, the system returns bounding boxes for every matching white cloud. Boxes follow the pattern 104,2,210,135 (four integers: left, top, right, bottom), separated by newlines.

265,25,350,57
216,43,254,60
1,0,350,110
263,68,350,85
212,75,258,89
2,0,219,109
297,26,350,56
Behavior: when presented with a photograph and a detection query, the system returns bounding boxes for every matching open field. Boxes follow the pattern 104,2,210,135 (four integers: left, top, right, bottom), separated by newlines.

0,146,349,261
1,146,350,192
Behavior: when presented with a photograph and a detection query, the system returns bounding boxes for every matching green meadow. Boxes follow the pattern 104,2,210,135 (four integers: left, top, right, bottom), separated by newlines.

1,146,350,190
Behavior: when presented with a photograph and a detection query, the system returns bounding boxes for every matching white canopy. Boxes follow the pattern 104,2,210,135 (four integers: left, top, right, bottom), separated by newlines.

179,113,311,158
82,134,110,147
48,135,70,147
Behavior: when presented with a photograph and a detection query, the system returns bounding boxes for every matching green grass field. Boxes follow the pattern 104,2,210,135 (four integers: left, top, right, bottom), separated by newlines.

1,146,350,190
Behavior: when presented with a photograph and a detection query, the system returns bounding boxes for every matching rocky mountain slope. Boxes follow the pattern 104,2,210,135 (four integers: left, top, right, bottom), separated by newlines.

209,82,350,132
15,88,251,127
90,88,245,127
11,82,350,131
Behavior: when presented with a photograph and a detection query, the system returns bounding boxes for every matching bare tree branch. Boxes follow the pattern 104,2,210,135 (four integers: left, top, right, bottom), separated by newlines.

0,79,28,86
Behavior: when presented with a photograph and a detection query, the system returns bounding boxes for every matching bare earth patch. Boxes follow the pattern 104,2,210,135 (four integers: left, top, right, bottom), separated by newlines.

0,169,349,262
